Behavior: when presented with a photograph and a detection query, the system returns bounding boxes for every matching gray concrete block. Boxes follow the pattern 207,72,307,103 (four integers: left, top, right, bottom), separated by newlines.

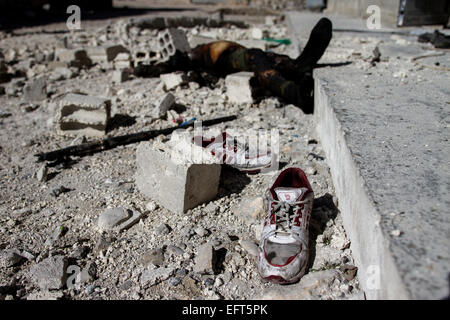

225,72,254,104
158,28,191,61
135,141,221,214
54,93,111,137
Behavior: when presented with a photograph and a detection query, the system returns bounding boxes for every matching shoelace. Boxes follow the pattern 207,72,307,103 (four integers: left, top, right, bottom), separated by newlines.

270,199,310,237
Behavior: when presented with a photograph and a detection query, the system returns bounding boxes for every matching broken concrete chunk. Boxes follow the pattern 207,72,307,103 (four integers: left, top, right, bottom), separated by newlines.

97,207,142,232
29,255,68,290
135,140,221,214
55,48,92,68
23,77,46,102
87,45,129,64
153,92,175,118
233,196,265,223
194,243,216,275
160,72,188,90
140,267,174,287
55,93,111,137
158,28,191,61
112,69,130,84
225,72,254,104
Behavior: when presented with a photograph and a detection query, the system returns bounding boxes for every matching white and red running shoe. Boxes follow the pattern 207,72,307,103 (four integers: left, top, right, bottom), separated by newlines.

258,167,314,284
192,132,273,173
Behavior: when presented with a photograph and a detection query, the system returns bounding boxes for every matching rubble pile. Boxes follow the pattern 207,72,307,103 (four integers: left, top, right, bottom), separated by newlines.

0,12,362,300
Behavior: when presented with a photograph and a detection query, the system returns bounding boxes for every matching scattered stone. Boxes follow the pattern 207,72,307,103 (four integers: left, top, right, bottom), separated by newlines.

167,245,185,256
193,243,216,275
87,45,129,64
29,255,68,290
391,229,402,237
54,93,111,137
160,72,188,90
0,249,24,268
156,223,171,235
141,249,165,267
225,72,254,104
27,291,64,300
153,92,175,118
50,186,71,197
12,207,32,215
194,227,209,237
140,267,175,287
36,164,48,182
233,197,265,223
145,201,158,212
23,77,46,102
97,207,142,232
239,240,259,257
49,67,75,81
168,276,182,286
55,48,92,68
340,264,358,281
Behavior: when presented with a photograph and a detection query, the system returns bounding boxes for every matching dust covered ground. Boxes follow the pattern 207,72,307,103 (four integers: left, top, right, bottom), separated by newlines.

0,9,363,300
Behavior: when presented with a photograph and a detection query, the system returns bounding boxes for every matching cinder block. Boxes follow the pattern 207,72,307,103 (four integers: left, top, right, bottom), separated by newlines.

225,71,254,104
135,140,221,214
133,49,160,66
54,93,111,137
158,28,191,61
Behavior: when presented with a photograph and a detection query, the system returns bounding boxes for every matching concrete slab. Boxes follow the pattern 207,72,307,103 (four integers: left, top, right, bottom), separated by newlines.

287,11,450,299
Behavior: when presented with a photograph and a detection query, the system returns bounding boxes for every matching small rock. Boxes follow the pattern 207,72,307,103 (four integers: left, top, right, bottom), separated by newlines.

23,77,46,102
340,264,358,281
233,197,265,222
239,240,259,257
27,291,64,300
145,201,158,211
168,277,182,286
194,227,209,237
166,245,184,256
76,262,97,284
391,229,402,237
97,207,141,232
141,249,165,267
156,223,171,235
193,243,216,275
140,267,175,287
160,72,187,90
0,249,24,268
29,255,68,290
50,186,71,197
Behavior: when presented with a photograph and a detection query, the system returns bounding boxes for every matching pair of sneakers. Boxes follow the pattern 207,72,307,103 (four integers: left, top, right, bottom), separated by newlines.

194,133,313,283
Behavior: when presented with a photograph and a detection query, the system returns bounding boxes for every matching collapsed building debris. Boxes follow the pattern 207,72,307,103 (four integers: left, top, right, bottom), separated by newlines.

35,115,237,162
134,18,333,113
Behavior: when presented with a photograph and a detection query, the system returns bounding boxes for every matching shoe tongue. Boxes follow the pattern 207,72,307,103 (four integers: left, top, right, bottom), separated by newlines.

274,187,306,203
